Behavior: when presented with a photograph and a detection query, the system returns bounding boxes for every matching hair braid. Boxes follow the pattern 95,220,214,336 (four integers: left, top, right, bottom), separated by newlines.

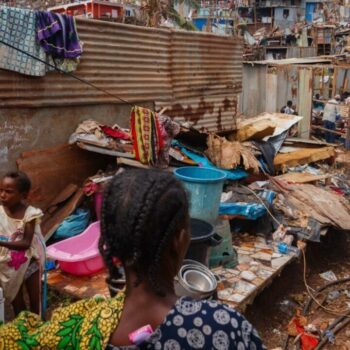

148,204,186,296
132,177,174,259
100,169,189,296
99,178,121,280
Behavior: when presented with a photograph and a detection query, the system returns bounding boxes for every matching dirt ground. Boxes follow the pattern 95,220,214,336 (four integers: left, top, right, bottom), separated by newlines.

245,230,350,349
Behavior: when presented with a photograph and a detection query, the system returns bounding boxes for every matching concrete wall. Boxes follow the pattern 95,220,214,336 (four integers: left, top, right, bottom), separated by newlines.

0,102,151,175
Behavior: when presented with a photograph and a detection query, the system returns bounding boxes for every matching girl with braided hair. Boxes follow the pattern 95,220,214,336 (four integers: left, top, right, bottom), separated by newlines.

0,169,265,350
101,169,265,349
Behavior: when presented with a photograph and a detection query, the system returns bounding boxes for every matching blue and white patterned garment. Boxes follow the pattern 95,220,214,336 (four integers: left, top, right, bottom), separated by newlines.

107,297,265,350
0,6,52,76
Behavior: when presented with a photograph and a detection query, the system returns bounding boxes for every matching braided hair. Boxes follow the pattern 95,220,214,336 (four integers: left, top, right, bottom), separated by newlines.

99,169,189,296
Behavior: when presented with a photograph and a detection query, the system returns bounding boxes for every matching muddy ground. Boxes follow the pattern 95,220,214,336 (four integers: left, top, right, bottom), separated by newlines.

245,230,350,349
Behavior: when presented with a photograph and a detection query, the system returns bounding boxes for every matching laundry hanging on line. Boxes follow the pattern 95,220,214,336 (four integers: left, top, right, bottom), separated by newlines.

36,11,82,59
0,6,82,76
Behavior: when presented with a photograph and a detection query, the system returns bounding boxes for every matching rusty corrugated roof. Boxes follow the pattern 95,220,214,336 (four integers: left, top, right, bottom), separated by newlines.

0,18,173,107
170,30,242,100
156,94,238,132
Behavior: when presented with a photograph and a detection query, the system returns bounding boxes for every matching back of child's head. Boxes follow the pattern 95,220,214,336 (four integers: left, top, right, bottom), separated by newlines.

3,171,31,194
100,169,189,294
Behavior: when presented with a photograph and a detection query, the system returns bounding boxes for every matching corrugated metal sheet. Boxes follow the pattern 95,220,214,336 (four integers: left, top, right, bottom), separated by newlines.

298,67,313,139
156,94,238,132
170,30,242,100
156,30,243,131
0,18,243,131
286,47,317,59
0,18,172,107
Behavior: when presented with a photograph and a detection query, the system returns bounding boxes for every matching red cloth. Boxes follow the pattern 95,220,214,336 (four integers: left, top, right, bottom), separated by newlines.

289,316,319,350
101,125,130,141
301,334,319,350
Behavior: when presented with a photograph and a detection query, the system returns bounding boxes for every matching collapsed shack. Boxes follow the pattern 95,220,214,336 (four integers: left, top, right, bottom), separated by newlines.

242,4,350,62
242,57,350,147
43,110,350,318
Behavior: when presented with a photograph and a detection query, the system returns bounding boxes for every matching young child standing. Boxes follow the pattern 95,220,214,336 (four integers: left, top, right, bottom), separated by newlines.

0,171,45,316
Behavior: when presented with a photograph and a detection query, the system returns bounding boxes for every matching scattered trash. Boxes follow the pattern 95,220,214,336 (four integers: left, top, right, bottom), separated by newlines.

320,271,338,282
272,329,281,335
327,290,341,301
324,330,335,344
279,299,299,317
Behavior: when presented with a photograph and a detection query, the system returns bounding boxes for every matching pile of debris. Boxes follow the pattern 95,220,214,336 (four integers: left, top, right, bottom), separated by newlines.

15,106,350,346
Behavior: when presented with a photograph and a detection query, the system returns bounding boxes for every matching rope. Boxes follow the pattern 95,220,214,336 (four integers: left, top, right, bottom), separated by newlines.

302,248,350,318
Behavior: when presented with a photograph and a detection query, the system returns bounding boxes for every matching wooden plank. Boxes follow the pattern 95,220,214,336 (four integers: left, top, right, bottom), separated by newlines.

274,146,335,171
276,172,331,184
236,119,276,142
41,188,85,241
17,144,111,210
311,125,345,136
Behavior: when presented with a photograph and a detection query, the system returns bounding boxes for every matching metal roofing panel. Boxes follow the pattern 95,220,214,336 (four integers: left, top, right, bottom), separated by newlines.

155,94,238,132
0,18,173,107
170,31,243,100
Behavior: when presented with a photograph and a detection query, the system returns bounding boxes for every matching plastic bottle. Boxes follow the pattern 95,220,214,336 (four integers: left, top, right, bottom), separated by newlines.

277,242,300,258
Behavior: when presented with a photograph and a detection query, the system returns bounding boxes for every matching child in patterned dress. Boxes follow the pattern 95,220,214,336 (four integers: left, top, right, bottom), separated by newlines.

0,171,45,316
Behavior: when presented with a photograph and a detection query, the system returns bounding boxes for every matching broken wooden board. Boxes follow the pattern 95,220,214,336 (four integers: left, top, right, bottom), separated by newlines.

41,188,85,241
17,144,111,210
283,137,336,148
116,157,175,172
46,184,78,213
47,269,109,299
274,147,335,171
236,119,276,142
276,172,331,184
336,150,350,166
206,134,260,173
274,183,350,230
236,113,302,142
289,184,350,230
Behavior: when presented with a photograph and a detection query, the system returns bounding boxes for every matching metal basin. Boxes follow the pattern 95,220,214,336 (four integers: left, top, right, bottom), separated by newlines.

183,269,216,292
175,260,217,299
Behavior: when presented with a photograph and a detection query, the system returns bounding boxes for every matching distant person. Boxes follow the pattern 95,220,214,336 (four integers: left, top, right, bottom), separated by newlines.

313,93,324,110
281,100,295,115
322,94,341,143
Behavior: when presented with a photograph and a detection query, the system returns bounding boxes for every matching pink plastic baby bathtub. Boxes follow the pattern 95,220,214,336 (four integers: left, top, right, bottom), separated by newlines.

46,221,105,276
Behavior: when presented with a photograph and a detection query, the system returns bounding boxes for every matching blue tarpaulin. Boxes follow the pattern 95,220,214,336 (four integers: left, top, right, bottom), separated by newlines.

219,202,267,220
219,190,275,220
173,141,247,181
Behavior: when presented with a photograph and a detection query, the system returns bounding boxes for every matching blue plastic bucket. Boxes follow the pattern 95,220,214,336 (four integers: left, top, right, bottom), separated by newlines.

174,167,227,223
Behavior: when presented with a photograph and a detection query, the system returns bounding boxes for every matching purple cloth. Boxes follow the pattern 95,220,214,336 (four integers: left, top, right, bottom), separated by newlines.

36,11,82,59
